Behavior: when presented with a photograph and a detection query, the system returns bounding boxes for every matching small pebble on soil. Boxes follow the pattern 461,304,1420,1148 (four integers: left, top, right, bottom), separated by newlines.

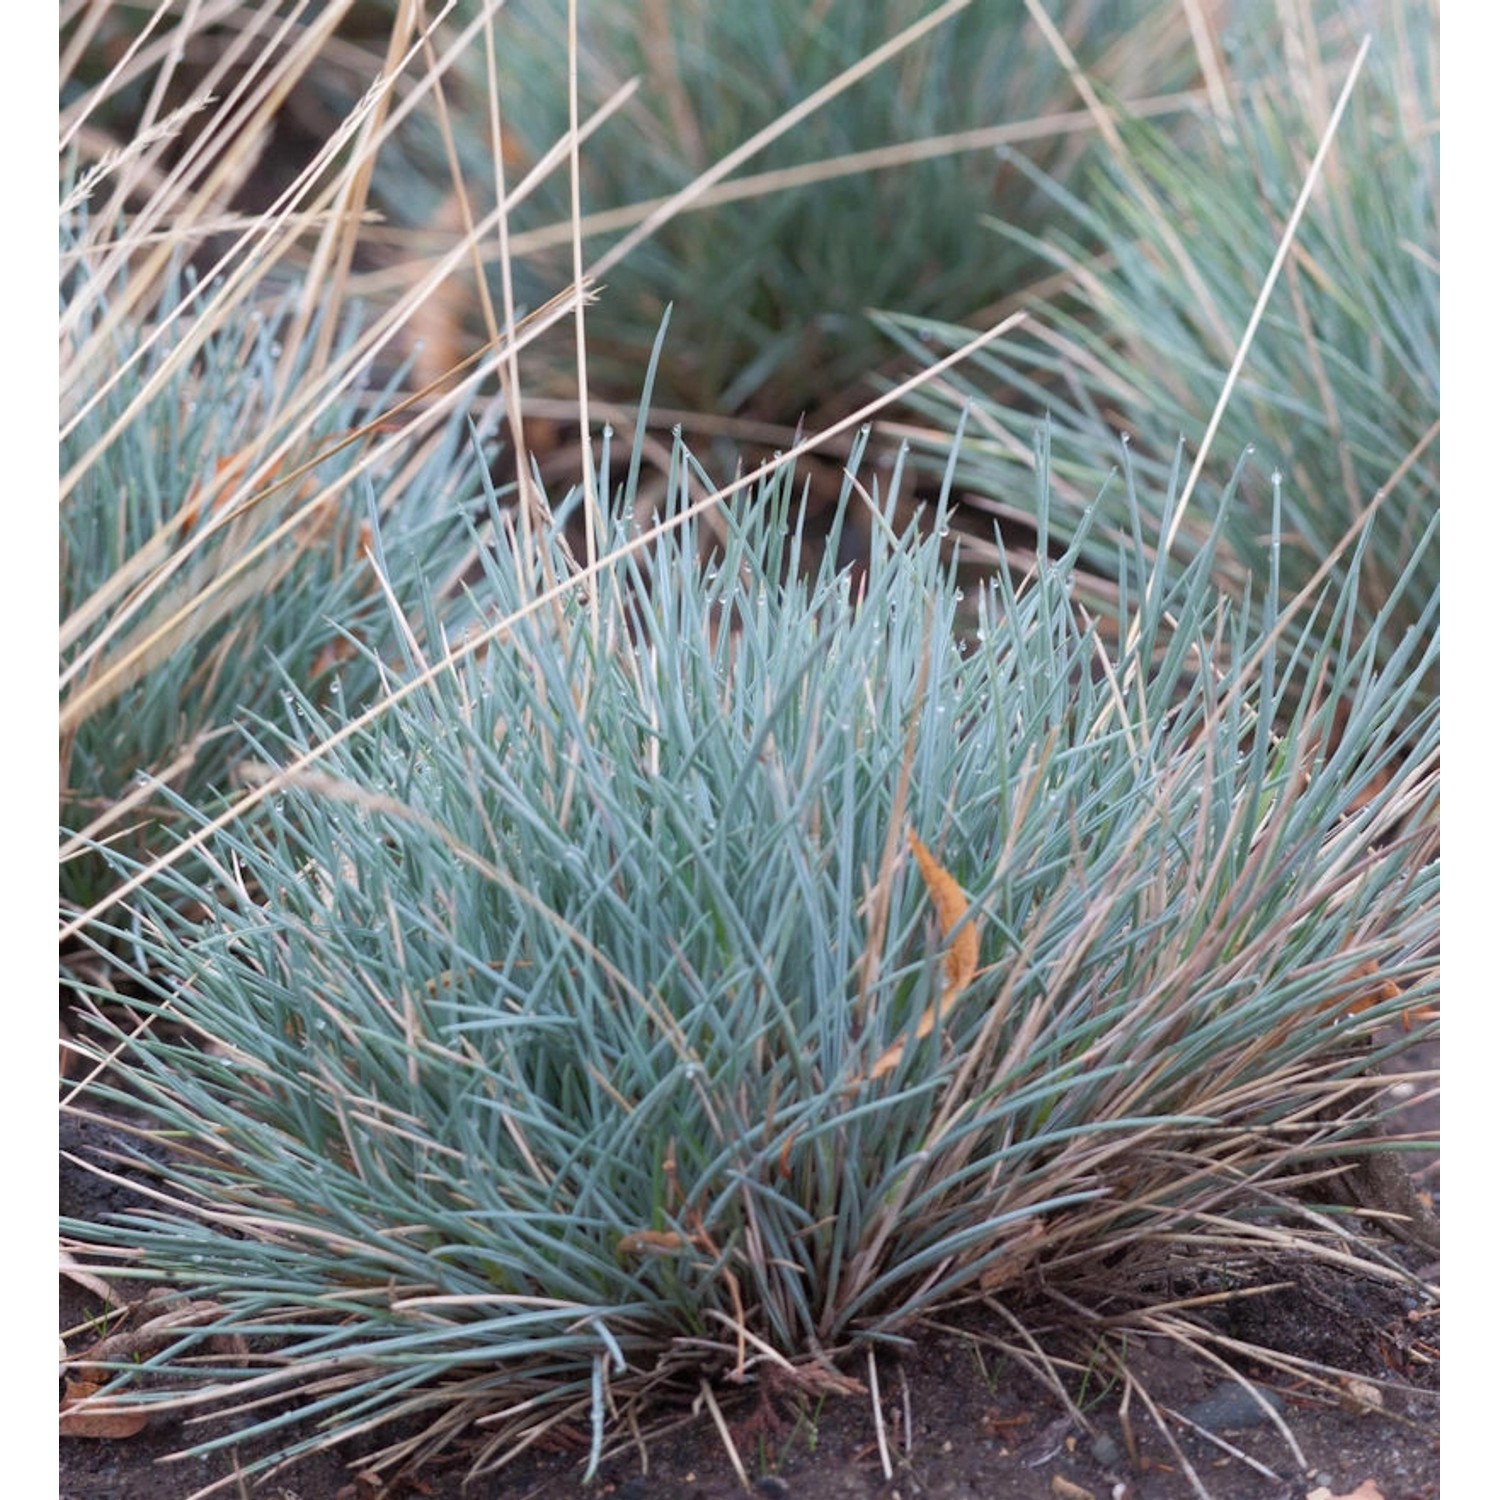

1180,1380,1286,1433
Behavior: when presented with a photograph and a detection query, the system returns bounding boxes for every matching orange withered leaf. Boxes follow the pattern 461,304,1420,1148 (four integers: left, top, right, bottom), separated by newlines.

1337,958,1437,1034
859,830,981,1084
176,450,286,538
907,828,980,997
59,1376,149,1438
616,1229,709,1260
1338,959,1402,1018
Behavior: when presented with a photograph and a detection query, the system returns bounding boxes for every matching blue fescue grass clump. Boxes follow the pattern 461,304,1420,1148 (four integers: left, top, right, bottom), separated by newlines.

59,212,498,912
64,422,1436,1483
294,0,1213,419
885,0,1437,685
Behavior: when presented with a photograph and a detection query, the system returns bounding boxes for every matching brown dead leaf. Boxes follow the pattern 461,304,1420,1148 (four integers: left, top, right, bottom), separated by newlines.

62,1295,246,1438
176,449,285,538
1050,1476,1096,1500
1338,1377,1385,1414
1305,1482,1385,1500
59,1246,122,1310
1335,958,1437,1034
1262,947,1431,1055
979,1219,1049,1292
1338,959,1402,1019
616,1229,705,1259
59,1376,149,1439
858,830,982,1084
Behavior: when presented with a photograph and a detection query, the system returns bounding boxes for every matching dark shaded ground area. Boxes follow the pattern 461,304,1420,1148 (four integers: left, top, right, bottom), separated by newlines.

60,1039,1438,1500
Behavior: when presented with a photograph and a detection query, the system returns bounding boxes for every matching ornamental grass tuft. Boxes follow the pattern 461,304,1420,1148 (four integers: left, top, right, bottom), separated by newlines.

886,0,1438,686
64,416,1436,1485
59,235,496,913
